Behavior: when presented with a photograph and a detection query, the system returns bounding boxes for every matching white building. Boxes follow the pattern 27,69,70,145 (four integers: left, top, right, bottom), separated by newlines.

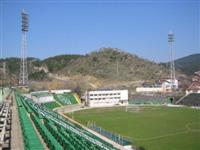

85,90,128,107
136,79,178,93
162,79,178,90
136,87,164,93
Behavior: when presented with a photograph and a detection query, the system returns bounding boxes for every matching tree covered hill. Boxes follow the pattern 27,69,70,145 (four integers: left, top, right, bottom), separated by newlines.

0,48,175,85
60,48,167,81
42,54,83,72
174,54,200,75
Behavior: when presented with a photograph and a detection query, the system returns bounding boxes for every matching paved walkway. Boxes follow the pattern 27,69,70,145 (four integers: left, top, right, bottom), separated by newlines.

11,93,24,150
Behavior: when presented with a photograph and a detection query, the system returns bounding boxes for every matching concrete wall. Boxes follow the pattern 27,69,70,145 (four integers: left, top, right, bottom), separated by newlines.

51,89,71,94
186,90,200,95
31,89,71,95
136,87,163,93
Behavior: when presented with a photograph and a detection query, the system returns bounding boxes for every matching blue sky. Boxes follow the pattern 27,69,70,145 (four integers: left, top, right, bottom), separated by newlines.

0,0,199,62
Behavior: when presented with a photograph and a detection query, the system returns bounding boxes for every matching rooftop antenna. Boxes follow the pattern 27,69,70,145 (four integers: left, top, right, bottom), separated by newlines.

168,31,176,89
19,9,29,87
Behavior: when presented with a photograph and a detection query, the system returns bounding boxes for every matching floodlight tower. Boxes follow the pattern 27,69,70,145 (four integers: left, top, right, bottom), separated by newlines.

168,31,176,88
19,9,29,86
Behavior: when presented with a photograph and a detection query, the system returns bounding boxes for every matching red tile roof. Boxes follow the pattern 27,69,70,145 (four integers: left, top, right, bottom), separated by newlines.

187,82,200,90
187,70,200,90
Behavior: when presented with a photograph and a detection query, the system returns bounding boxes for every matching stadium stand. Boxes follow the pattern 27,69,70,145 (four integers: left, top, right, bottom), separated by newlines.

129,94,170,104
54,93,78,105
177,93,200,107
0,88,12,149
64,93,78,104
43,101,60,110
31,92,52,98
73,93,81,104
30,113,63,150
15,92,44,150
0,103,11,149
15,92,118,150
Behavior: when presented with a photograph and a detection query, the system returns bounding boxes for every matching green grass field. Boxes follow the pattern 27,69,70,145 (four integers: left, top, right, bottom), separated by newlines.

71,106,200,150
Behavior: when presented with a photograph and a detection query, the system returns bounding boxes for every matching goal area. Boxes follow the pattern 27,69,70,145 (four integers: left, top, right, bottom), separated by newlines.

125,105,141,112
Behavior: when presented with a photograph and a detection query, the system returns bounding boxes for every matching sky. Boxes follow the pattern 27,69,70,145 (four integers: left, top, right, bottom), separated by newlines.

0,0,199,62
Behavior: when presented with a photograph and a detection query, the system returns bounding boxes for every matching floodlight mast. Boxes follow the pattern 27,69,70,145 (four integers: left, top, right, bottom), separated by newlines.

168,31,176,89
19,9,29,87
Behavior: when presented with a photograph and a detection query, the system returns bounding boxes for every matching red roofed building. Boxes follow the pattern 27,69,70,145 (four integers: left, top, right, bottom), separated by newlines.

186,71,200,95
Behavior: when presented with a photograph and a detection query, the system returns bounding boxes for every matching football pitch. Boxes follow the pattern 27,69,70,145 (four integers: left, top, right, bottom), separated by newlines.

71,106,200,150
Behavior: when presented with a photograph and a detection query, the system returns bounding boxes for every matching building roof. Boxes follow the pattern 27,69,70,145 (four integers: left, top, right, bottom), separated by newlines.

187,70,200,91
187,82,200,91
192,76,200,82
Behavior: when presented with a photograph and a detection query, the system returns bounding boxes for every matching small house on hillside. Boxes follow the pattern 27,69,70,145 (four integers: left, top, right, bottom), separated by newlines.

186,71,200,95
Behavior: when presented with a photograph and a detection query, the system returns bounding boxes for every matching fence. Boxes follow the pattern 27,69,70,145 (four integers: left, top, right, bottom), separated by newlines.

88,122,132,146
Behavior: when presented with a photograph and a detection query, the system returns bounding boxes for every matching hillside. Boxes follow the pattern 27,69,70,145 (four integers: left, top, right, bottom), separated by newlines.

60,48,167,81
0,57,40,85
1,48,168,90
175,54,200,75
42,54,83,72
